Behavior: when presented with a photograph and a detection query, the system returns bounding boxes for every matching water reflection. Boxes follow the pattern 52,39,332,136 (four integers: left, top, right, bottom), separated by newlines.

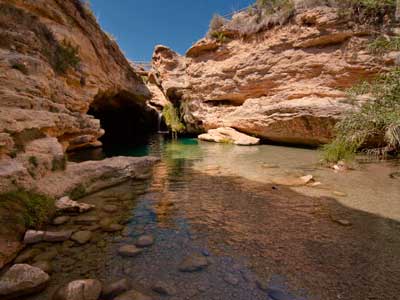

53,134,400,300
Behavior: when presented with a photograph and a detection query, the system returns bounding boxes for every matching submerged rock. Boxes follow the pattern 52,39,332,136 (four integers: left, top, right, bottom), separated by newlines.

102,278,131,299
31,261,53,274
53,279,102,300
151,281,176,296
118,245,143,257
0,264,50,299
71,231,93,245
14,248,41,264
198,127,260,146
178,254,209,272
53,216,71,226
114,290,153,300
74,216,100,225
135,235,154,247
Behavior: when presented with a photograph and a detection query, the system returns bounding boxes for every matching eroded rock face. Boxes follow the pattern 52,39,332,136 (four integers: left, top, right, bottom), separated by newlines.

152,6,396,145
0,264,50,299
0,0,151,192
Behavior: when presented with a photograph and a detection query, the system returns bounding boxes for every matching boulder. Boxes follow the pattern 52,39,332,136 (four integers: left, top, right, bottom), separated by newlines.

53,279,102,300
0,264,49,299
55,197,95,214
198,127,260,146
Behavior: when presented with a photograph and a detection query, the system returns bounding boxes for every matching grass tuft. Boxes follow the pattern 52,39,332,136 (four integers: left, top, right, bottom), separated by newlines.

323,68,400,162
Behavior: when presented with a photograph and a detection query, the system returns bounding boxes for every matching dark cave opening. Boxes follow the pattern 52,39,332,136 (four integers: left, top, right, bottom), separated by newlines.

88,91,159,148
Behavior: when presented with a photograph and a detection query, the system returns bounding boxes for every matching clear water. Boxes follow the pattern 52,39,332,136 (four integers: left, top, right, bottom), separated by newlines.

26,135,400,300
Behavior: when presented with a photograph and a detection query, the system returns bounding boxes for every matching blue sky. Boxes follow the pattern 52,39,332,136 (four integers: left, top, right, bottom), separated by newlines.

90,0,254,62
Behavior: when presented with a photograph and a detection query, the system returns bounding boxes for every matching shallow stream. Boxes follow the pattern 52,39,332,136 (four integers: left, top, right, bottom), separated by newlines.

25,135,400,300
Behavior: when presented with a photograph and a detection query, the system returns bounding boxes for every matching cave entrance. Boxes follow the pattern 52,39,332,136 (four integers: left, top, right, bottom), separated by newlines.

88,91,158,149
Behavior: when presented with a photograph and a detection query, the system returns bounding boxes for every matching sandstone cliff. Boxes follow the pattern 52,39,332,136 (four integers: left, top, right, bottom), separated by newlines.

152,6,398,145
0,0,154,192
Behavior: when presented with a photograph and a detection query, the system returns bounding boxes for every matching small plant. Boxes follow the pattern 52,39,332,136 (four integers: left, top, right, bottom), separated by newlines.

211,32,228,43
207,14,228,38
162,104,185,139
54,40,80,74
141,75,149,83
0,190,54,228
11,62,28,75
28,156,38,168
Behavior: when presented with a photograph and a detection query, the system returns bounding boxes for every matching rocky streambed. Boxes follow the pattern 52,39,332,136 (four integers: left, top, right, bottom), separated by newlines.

1,135,399,300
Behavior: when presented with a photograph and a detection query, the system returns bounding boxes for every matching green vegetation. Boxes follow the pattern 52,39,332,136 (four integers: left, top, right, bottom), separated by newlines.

208,0,396,39
207,14,228,38
368,36,400,55
211,32,228,43
69,183,87,200
0,190,54,229
162,104,185,138
54,40,81,74
323,68,400,162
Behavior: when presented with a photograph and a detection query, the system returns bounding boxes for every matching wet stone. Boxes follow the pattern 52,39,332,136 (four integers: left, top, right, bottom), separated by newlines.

102,204,119,213
178,254,209,272
34,249,58,262
102,278,131,299
135,235,154,247
224,273,240,286
53,279,102,300
102,224,124,233
24,230,45,244
114,289,153,300
71,231,93,245
74,216,100,225
14,248,42,264
151,281,176,296
267,288,292,300
31,260,53,274
118,245,143,257
0,264,50,298
43,231,72,242
53,216,71,225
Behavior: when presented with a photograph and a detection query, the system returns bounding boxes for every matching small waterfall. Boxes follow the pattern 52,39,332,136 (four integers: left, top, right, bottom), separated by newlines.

157,111,162,133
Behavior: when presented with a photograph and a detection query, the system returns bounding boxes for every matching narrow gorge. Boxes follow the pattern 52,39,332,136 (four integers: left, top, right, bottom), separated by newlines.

0,1,399,300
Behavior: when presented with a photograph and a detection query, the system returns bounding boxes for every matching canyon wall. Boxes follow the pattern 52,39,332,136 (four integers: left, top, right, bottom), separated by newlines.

152,6,397,145
0,0,153,192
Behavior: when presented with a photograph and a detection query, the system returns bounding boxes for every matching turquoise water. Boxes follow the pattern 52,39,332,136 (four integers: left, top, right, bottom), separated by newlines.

50,135,400,300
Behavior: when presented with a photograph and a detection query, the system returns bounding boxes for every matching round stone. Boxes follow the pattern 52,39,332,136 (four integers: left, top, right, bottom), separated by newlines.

117,245,143,257
135,235,154,247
